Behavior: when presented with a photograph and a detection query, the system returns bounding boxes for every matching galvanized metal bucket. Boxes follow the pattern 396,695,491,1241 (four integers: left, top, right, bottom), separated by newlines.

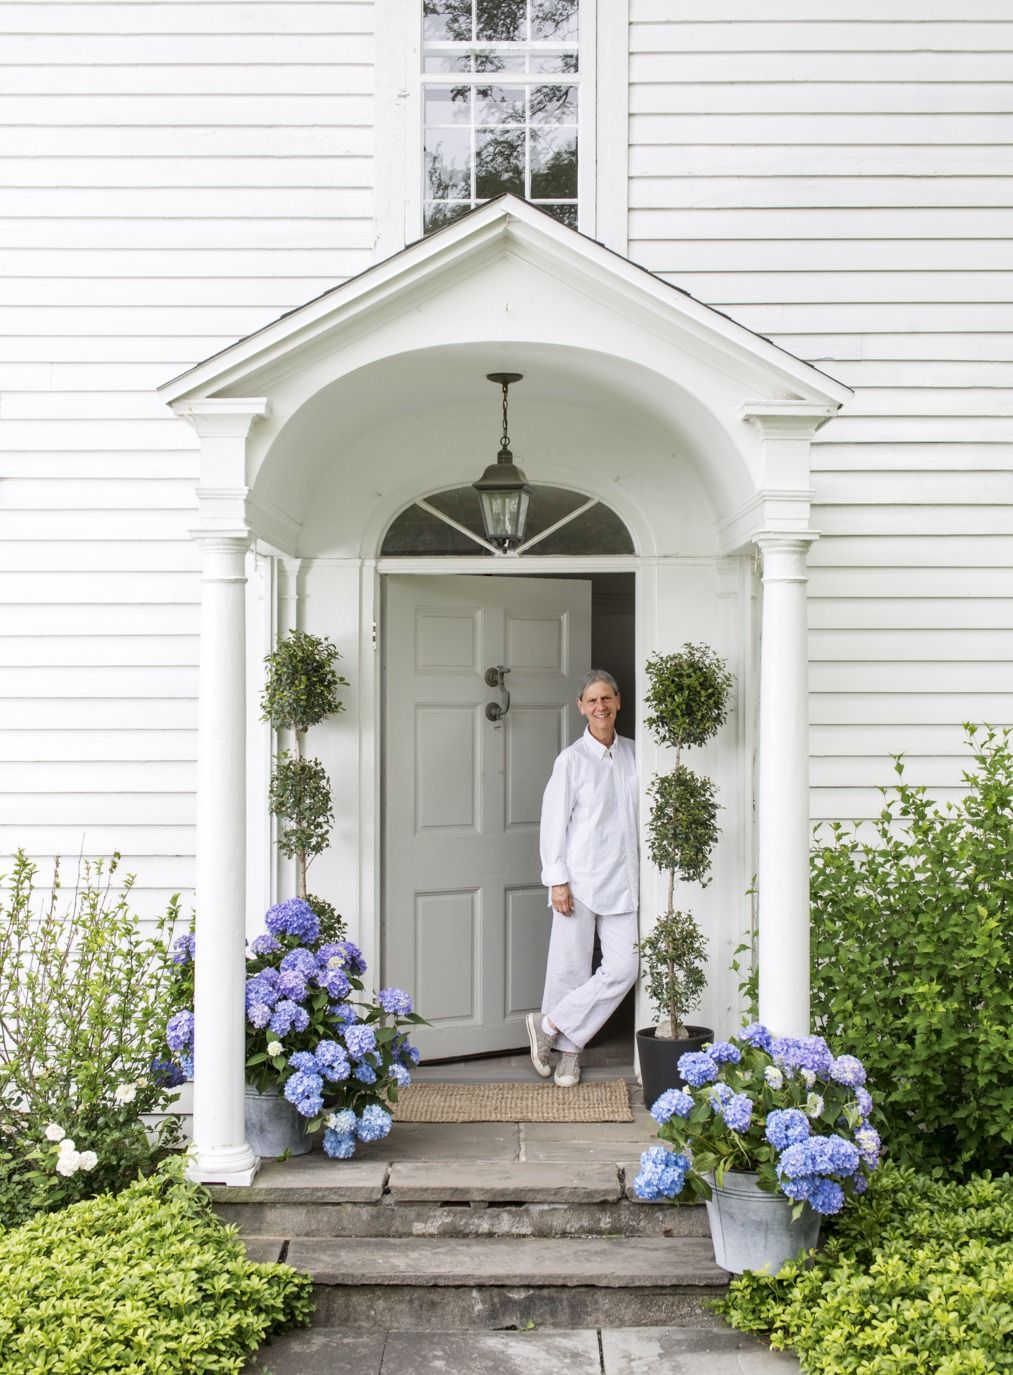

244,1086,313,1158
705,1170,820,1274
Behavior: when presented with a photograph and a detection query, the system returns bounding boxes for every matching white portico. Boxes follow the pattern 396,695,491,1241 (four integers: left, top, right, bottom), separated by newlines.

159,197,850,1184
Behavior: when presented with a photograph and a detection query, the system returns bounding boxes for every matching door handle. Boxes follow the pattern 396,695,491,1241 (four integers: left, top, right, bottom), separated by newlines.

484,665,511,721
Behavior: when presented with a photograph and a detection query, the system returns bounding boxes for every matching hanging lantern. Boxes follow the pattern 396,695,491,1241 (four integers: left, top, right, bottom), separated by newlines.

473,372,532,550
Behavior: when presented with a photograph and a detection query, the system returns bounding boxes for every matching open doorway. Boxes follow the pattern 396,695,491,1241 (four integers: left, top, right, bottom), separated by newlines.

381,569,636,1068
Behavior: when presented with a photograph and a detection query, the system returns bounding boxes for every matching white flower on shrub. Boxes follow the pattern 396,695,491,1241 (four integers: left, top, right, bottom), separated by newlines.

44,1123,66,1142
267,1041,283,1058
78,1150,98,1171
55,1149,81,1177
58,1137,76,1154
113,1082,138,1106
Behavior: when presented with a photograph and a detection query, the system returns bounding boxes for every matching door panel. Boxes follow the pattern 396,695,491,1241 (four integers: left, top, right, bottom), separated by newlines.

384,574,591,1059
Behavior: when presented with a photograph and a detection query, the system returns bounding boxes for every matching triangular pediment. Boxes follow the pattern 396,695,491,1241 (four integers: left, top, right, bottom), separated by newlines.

159,196,849,409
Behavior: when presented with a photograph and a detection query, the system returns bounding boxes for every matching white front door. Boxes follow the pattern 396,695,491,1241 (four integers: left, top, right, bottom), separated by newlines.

383,574,592,1059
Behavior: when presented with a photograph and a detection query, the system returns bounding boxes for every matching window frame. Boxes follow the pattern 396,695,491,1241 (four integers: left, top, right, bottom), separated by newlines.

405,0,597,241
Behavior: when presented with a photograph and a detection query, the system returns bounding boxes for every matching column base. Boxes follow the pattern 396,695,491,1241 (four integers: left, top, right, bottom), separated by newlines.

186,1144,260,1187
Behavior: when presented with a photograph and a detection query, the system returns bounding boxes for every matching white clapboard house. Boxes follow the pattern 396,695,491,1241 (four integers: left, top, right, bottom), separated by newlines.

4,1,1010,1183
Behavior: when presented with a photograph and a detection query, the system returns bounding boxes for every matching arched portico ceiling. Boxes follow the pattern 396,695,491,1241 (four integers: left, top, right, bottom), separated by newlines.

160,195,851,554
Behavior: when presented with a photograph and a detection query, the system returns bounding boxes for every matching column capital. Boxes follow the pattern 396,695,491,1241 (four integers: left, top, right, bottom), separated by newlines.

753,532,819,584
741,401,839,439
171,397,270,440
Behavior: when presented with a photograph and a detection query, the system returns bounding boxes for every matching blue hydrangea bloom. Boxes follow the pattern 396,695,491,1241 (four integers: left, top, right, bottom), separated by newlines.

265,898,320,944
323,1130,356,1159
406,1045,422,1065
677,1051,719,1087
778,1134,860,1181
377,987,414,1016
632,1147,690,1202
268,999,310,1037
250,933,280,957
325,1108,356,1135
288,1050,317,1073
356,1105,393,1142
247,1001,272,1030
854,1086,874,1120
709,1082,734,1110
283,1070,324,1118
353,1063,377,1084
318,966,352,1000
766,1108,810,1151
740,1022,774,1053
179,1052,194,1079
280,947,317,977
345,1024,377,1058
650,1088,694,1124
318,940,367,976
245,973,280,1013
171,933,195,965
314,1039,351,1082
277,969,308,1001
166,1010,195,1052
706,1040,741,1065
330,1002,358,1025
719,1092,753,1133
853,1173,869,1195
772,1035,833,1078
830,1054,867,1088
855,1125,881,1167
805,1177,846,1215
391,1062,412,1088
150,1056,187,1088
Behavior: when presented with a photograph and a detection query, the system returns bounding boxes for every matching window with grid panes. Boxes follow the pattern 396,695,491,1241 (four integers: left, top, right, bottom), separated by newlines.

422,1,580,234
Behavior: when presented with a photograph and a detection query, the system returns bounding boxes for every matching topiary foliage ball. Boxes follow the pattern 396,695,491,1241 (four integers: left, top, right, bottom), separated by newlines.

644,645,733,752
261,630,348,734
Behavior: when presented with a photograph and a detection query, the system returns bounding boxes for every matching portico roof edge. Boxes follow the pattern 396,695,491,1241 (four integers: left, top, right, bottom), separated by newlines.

157,195,852,409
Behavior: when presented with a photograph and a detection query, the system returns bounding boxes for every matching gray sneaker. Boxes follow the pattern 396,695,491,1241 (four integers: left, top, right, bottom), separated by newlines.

554,1051,581,1088
526,1012,554,1078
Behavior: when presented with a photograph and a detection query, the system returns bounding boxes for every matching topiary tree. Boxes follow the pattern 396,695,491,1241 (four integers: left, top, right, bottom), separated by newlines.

638,644,734,1038
261,630,349,936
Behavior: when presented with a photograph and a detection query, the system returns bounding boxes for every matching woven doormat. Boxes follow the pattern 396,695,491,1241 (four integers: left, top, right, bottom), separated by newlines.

392,1079,632,1124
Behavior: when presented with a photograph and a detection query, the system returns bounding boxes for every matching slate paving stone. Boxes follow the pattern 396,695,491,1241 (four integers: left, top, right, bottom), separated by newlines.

381,1329,601,1374
234,1157,389,1202
244,1328,386,1374
380,1122,520,1160
601,1326,801,1373
286,1234,726,1286
387,1160,623,1203
244,1329,798,1375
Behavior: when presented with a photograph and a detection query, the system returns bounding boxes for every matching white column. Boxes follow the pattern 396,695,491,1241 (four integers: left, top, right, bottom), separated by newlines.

189,532,258,1184
755,534,816,1038
171,397,269,1187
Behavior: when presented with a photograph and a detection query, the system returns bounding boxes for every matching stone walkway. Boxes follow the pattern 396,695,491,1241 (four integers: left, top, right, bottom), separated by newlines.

246,1326,800,1373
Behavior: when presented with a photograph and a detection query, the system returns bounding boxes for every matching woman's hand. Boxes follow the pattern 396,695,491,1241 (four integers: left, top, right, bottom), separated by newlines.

550,883,574,916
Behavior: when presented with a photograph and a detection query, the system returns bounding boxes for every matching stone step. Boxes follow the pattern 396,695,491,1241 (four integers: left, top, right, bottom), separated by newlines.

211,1158,709,1239
246,1235,728,1330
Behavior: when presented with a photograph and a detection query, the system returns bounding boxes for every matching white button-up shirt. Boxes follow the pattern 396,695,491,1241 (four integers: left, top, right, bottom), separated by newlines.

539,726,639,915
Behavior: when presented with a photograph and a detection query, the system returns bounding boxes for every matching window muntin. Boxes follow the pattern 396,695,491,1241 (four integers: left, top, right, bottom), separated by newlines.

422,1,580,233
381,483,634,558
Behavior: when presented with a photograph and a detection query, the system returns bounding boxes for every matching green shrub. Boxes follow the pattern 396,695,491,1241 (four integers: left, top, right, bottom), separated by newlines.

810,726,1013,1177
0,852,186,1224
717,1163,1013,1374
0,1160,313,1372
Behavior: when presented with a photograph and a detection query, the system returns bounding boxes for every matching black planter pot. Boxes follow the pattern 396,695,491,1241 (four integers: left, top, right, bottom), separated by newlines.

636,1025,715,1113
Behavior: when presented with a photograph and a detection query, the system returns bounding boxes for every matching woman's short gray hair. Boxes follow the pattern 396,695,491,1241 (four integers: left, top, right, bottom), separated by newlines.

578,669,620,699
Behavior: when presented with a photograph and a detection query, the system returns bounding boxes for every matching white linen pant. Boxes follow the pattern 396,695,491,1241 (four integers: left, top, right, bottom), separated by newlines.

541,897,639,1052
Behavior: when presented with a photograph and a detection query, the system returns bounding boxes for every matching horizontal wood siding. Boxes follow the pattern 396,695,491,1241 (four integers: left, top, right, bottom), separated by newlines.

629,2,1013,820
0,1,375,910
